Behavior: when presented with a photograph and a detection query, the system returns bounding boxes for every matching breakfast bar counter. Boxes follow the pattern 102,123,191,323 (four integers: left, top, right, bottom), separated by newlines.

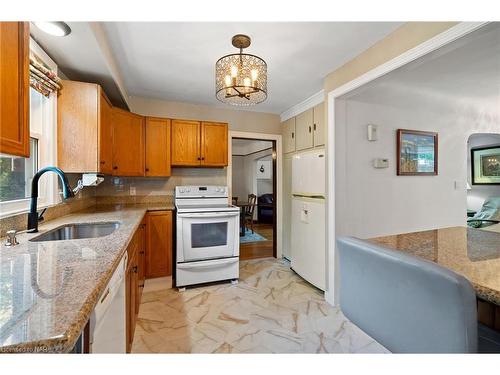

367,226,500,306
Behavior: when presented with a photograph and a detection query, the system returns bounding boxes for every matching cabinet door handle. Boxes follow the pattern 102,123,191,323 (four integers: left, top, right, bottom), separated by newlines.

140,251,145,255
145,168,149,172
309,126,312,133
133,266,138,273
113,166,118,170
291,132,294,139
313,124,316,131
197,157,201,161
201,157,205,160
100,161,105,165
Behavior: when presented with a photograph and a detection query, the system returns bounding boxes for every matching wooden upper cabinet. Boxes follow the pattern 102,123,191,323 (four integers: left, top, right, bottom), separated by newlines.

171,119,228,167
145,117,171,176
171,119,201,166
313,102,325,147
283,117,296,154
57,80,113,173
98,92,113,174
295,108,314,151
0,22,30,157
112,107,145,176
201,122,228,166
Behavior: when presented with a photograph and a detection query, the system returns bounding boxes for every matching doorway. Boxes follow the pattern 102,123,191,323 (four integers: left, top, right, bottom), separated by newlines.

228,132,282,260
467,133,500,228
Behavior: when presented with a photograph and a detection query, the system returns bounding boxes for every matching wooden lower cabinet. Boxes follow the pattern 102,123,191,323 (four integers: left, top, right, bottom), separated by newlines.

125,224,146,353
146,210,173,278
137,220,146,304
125,212,172,352
477,299,500,332
126,243,138,353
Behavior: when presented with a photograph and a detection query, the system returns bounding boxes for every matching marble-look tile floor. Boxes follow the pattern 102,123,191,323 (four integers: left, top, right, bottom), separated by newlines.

132,258,389,353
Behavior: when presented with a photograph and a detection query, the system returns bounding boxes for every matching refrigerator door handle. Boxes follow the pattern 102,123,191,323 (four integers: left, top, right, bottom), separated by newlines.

292,193,325,199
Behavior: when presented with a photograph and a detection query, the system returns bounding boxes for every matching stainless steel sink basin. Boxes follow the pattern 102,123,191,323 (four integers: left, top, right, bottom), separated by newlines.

29,222,120,242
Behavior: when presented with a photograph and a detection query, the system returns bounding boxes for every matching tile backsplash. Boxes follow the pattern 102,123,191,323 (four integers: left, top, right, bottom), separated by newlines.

0,168,227,237
95,168,227,197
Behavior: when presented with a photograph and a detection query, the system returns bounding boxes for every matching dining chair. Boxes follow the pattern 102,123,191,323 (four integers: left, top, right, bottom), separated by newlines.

245,194,257,233
336,236,478,353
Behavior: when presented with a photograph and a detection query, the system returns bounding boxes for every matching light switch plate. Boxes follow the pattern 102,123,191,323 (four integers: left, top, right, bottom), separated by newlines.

373,158,389,168
367,124,378,141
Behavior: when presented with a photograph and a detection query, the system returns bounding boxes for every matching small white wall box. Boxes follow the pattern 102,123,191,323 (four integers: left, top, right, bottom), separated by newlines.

82,173,104,186
373,158,389,168
367,124,378,141
256,160,272,179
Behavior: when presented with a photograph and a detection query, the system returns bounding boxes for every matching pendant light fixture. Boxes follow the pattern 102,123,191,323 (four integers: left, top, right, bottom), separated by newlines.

215,34,267,106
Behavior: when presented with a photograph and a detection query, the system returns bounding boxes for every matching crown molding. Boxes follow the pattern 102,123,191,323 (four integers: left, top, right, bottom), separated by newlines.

280,89,325,122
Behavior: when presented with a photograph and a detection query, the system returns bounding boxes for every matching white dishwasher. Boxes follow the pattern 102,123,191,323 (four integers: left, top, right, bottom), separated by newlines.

89,253,127,353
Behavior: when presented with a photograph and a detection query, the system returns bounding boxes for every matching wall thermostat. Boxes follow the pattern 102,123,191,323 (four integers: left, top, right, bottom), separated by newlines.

373,158,389,168
367,124,378,141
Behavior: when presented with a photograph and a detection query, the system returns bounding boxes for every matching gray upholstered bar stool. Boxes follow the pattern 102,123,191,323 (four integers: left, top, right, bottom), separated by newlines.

336,237,478,353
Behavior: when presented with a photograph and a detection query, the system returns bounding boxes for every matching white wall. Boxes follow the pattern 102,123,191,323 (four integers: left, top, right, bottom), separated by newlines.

336,99,499,239
231,148,273,220
257,154,274,196
467,133,500,211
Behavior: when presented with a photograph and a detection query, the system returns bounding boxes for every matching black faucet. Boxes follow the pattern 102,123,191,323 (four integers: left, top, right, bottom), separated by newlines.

27,166,75,233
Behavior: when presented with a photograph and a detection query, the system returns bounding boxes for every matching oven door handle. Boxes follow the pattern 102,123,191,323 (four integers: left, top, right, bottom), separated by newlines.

177,257,239,270
177,212,240,219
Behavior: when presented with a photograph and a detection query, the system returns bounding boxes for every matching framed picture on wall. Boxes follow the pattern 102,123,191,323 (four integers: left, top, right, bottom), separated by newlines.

256,160,271,179
471,145,500,185
397,129,438,176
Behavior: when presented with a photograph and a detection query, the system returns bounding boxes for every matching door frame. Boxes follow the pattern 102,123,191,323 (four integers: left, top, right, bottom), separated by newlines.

227,131,283,259
325,22,488,306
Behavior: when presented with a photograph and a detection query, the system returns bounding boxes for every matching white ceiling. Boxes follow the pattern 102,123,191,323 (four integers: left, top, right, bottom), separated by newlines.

343,23,500,117
31,22,402,113
30,22,128,108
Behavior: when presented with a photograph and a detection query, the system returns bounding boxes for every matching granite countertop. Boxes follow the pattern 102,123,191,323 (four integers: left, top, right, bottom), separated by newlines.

368,226,500,306
0,203,174,353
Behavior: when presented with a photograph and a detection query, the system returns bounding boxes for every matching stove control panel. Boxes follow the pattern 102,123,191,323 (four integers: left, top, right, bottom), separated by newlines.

175,186,228,198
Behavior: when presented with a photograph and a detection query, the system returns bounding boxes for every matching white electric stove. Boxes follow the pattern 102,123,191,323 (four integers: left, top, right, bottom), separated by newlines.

175,186,240,290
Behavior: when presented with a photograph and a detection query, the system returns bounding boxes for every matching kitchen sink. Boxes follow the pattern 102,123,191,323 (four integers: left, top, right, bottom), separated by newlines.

29,222,120,242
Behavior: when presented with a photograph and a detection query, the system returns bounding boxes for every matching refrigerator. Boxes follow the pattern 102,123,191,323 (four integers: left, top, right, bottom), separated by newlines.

290,149,326,290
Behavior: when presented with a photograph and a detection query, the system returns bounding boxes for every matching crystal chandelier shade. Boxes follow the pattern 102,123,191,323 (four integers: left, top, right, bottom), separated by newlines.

215,35,267,106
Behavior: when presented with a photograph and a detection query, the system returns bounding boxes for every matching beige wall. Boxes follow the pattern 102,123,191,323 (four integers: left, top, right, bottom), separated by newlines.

323,22,459,93
129,96,281,135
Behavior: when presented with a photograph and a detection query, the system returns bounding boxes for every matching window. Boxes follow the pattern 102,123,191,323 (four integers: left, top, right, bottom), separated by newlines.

0,41,58,217
0,138,38,202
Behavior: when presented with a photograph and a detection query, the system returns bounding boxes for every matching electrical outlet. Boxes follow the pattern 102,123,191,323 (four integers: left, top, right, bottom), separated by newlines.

130,187,136,196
